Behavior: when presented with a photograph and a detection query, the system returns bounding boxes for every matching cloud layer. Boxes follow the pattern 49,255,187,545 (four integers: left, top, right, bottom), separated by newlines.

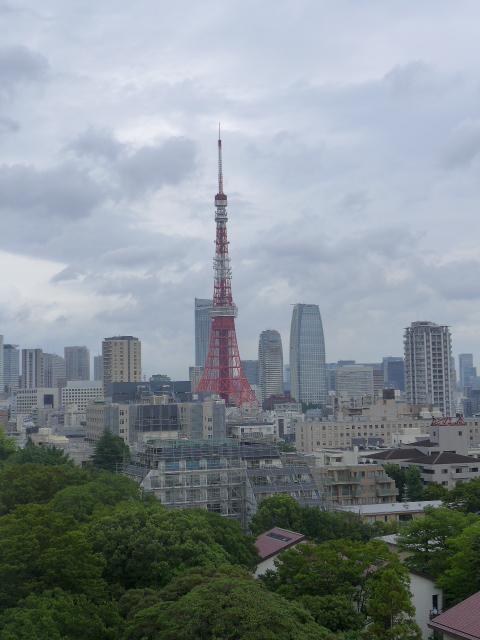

1,1,480,376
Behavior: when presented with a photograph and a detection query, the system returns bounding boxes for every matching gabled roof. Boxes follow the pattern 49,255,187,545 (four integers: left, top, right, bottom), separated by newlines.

367,449,476,465
366,449,421,461
429,591,480,640
255,527,306,561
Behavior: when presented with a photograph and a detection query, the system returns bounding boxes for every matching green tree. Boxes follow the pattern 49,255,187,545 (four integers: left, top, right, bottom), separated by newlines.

0,428,16,463
384,464,406,501
92,431,130,472
444,478,480,513
87,502,258,590
0,463,88,515
438,520,480,604
9,440,73,466
251,495,373,542
0,504,107,610
398,507,476,578
298,594,363,632
422,483,449,501
365,567,421,640
263,540,419,636
403,466,424,501
50,472,142,522
123,573,333,640
0,589,122,640
250,495,303,535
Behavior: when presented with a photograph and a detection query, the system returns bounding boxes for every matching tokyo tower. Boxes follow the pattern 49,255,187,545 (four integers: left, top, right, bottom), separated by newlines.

196,128,257,407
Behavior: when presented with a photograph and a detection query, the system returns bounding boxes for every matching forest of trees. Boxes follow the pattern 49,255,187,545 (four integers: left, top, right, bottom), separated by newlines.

1,428,480,638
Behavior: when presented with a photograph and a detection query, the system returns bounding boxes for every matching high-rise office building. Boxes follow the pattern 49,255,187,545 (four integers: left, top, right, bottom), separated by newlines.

336,365,374,400
64,346,90,381
102,336,141,391
93,355,103,381
0,335,3,393
289,303,327,405
458,353,476,390
21,348,43,389
404,321,454,416
258,330,284,402
3,344,19,393
42,353,66,388
194,298,212,368
382,356,405,391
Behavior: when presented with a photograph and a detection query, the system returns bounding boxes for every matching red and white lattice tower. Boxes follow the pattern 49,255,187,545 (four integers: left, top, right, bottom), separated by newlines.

196,128,257,407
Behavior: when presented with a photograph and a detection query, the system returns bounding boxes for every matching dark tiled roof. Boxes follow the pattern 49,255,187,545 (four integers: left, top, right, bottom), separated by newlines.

366,449,421,461
414,440,438,447
255,527,305,561
429,591,480,640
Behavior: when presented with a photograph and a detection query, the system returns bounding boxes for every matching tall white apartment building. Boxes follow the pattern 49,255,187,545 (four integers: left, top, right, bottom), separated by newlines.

194,298,212,368
102,336,141,391
258,330,284,402
61,380,104,412
404,321,454,416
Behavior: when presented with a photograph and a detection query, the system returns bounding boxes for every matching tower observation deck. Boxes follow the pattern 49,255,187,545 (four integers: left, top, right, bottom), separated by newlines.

196,129,257,407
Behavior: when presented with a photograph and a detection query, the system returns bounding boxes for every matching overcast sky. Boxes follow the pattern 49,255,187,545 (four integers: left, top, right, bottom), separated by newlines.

1,1,480,377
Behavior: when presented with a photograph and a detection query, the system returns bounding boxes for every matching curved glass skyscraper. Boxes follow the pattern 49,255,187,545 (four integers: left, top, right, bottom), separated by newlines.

289,304,327,405
258,329,284,402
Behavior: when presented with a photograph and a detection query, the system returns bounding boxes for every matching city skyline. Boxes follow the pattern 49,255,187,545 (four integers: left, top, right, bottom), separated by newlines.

2,3,480,376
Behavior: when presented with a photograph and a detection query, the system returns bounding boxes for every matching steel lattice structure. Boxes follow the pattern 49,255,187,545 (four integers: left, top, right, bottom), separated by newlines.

196,129,257,407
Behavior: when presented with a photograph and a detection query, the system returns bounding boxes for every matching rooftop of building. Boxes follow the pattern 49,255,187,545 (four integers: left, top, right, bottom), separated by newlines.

255,527,306,561
429,590,480,640
337,500,442,516
366,449,476,465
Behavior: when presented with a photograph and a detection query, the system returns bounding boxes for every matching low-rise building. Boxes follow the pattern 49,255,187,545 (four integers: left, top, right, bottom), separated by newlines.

337,500,442,524
254,528,306,577
429,590,480,640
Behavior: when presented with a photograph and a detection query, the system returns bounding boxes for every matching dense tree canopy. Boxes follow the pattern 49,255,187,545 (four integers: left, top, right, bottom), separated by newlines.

262,540,421,640
9,440,73,466
0,428,16,463
444,478,480,514
438,520,480,604
123,571,333,640
398,507,476,578
92,431,130,472
0,463,88,515
250,495,374,541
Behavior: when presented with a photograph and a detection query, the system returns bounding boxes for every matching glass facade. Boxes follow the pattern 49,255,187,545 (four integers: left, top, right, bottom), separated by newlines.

289,304,327,405
194,298,212,368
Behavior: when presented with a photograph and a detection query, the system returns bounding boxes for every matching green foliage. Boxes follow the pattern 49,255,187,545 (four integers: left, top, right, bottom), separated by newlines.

92,431,130,472
398,507,476,578
50,473,142,522
87,502,258,590
0,504,107,609
384,464,406,501
0,428,16,463
277,442,296,453
438,520,480,604
9,440,73,466
0,463,88,515
123,573,333,640
263,540,420,638
444,477,480,513
0,589,122,640
298,594,363,632
403,466,424,501
422,483,449,500
250,495,373,542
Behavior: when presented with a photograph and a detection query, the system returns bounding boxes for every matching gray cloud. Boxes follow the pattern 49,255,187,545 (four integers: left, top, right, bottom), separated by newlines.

0,45,49,94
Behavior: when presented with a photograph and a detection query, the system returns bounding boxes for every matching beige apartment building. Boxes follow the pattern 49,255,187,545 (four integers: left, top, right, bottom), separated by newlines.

102,336,141,390
296,418,429,452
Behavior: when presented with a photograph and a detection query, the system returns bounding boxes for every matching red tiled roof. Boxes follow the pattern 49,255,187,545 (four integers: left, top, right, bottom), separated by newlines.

429,591,480,640
255,527,305,560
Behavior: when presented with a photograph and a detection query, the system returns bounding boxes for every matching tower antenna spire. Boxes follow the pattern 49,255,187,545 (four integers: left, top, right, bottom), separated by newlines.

218,122,223,194
196,128,256,407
